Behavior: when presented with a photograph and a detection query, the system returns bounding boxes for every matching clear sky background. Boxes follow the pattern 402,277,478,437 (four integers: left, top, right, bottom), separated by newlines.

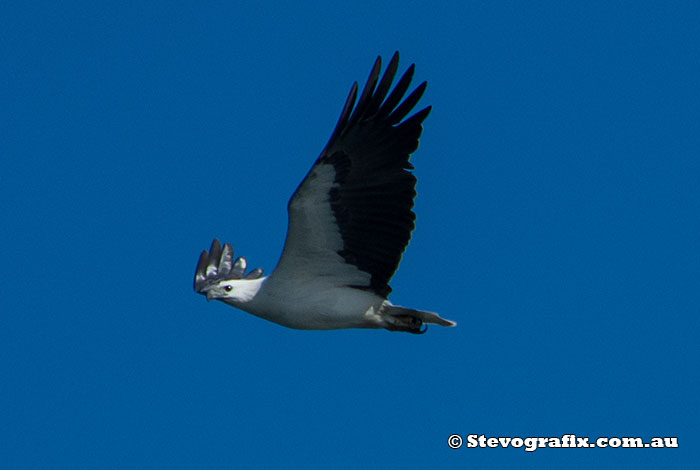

2,1,698,468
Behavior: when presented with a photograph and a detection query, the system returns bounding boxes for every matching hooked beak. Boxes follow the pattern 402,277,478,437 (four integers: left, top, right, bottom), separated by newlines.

197,282,229,302
199,285,219,301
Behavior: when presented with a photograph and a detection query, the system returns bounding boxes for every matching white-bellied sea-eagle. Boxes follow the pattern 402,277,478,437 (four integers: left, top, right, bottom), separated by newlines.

194,52,456,334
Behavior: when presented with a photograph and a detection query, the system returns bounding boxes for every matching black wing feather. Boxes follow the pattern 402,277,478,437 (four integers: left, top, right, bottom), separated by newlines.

365,52,400,117
346,56,382,129
315,52,431,297
326,83,358,149
375,63,415,119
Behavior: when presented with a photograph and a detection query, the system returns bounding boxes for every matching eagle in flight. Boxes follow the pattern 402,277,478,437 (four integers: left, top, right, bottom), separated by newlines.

194,52,456,334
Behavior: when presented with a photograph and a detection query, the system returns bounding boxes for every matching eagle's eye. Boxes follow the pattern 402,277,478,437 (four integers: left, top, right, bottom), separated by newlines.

224,285,233,292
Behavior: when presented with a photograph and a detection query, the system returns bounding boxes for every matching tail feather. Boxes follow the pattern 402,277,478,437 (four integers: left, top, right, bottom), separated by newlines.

409,308,457,327
383,304,456,334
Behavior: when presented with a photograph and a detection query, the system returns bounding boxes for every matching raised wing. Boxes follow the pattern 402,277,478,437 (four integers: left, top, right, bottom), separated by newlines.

194,239,264,294
271,52,431,298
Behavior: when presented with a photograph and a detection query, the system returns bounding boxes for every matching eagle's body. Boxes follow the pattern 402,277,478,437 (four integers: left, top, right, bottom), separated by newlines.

194,52,456,334
228,277,384,330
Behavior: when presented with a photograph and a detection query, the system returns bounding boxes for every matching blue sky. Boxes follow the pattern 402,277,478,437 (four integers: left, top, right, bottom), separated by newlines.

2,1,698,468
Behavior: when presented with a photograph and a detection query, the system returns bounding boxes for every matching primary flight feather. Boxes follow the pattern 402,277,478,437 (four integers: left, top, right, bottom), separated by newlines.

194,52,456,334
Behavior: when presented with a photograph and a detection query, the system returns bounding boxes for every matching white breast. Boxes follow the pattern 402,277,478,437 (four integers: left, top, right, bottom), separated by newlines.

241,276,386,330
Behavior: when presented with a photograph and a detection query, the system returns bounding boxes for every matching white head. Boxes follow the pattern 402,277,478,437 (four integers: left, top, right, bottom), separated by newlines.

201,277,266,305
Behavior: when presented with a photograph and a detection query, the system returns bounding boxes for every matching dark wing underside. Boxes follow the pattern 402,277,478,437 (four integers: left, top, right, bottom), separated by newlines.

274,52,431,298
